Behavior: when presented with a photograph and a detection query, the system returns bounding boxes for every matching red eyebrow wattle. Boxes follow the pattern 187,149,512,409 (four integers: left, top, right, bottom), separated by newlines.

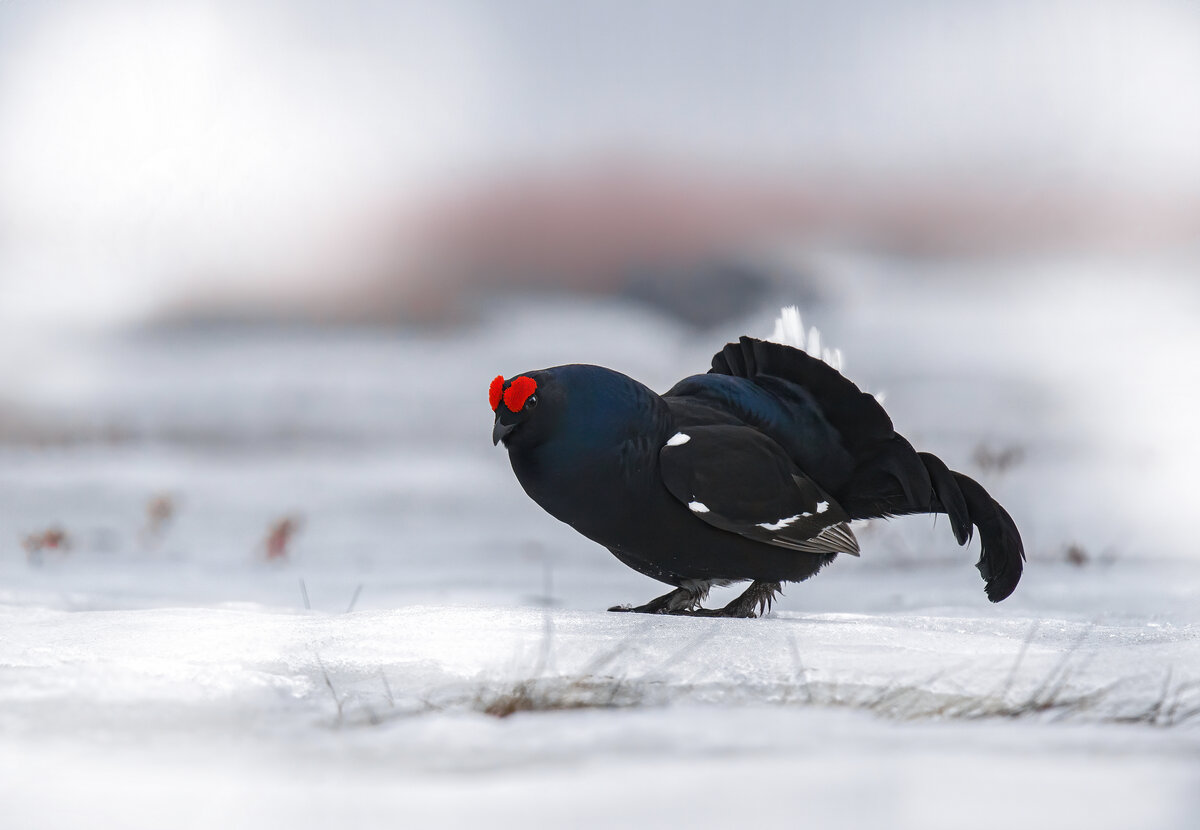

503,376,537,411
489,375,505,411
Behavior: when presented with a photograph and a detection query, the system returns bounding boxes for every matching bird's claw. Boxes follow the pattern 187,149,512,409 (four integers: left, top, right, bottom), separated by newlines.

671,581,782,618
607,583,711,615
674,606,757,618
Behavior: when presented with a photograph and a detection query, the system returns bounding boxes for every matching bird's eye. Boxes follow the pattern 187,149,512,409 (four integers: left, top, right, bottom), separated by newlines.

526,395,538,409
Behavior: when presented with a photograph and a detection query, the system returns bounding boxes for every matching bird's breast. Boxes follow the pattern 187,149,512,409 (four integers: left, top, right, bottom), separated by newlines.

508,438,665,544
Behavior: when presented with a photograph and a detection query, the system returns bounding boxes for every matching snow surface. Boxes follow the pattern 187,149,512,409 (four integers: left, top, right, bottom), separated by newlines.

2,257,1199,829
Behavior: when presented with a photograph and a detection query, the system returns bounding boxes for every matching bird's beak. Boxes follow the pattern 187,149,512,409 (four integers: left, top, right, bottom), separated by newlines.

492,420,515,446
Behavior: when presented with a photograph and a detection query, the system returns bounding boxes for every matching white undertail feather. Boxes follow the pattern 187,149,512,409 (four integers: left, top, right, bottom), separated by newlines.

768,305,882,403
768,306,843,371
769,306,805,350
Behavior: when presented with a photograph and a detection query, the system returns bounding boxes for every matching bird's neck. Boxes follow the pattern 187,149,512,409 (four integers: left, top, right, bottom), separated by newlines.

508,377,671,526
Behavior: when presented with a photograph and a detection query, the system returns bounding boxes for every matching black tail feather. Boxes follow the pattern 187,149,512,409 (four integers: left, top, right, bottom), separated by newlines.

951,471,1025,602
845,451,1025,602
918,452,971,545
710,337,895,457
918,455,1024,602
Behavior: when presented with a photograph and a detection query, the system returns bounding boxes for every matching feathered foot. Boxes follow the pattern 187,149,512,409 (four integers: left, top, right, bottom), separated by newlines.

684,581,782,618
608,581,712,614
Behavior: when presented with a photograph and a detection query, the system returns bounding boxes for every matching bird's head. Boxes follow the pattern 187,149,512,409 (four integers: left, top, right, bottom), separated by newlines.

490,364,655,451
490,371,554,448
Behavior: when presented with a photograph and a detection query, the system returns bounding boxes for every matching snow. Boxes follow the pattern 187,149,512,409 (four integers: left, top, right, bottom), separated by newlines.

1,596,1198,829
2,256,1200,829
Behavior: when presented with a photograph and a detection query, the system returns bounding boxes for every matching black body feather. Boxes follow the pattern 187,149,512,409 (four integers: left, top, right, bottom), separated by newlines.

493,335,1025,610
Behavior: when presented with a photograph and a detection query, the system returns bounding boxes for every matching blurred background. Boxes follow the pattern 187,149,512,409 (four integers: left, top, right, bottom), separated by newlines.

1,0,1199,607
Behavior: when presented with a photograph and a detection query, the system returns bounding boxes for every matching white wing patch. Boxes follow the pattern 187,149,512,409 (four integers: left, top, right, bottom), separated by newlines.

757,514,803,531
816,501,829,514
688,501,710,513
666,432,691,447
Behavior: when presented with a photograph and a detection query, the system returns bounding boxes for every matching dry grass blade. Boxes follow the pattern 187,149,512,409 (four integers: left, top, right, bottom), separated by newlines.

345,584,363,614
315,654,344,723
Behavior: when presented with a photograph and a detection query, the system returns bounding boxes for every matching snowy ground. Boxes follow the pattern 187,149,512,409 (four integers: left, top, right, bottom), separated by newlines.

2,255,1198,828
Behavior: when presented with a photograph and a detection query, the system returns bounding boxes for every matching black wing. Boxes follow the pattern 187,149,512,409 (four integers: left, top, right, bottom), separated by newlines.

659,425,859,556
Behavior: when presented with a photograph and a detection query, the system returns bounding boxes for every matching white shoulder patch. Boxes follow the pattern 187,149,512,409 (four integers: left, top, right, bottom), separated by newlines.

666,432,690,447
688,501,709,513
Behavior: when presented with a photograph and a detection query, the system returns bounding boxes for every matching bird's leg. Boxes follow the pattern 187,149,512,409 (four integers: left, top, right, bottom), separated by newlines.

608,580,712,614
685,581,782,618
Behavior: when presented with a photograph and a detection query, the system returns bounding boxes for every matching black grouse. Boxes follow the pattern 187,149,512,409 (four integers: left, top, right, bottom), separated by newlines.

490,311,1024,617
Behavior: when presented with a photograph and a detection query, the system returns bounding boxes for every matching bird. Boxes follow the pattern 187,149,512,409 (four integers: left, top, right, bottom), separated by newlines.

490,308,1024,617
